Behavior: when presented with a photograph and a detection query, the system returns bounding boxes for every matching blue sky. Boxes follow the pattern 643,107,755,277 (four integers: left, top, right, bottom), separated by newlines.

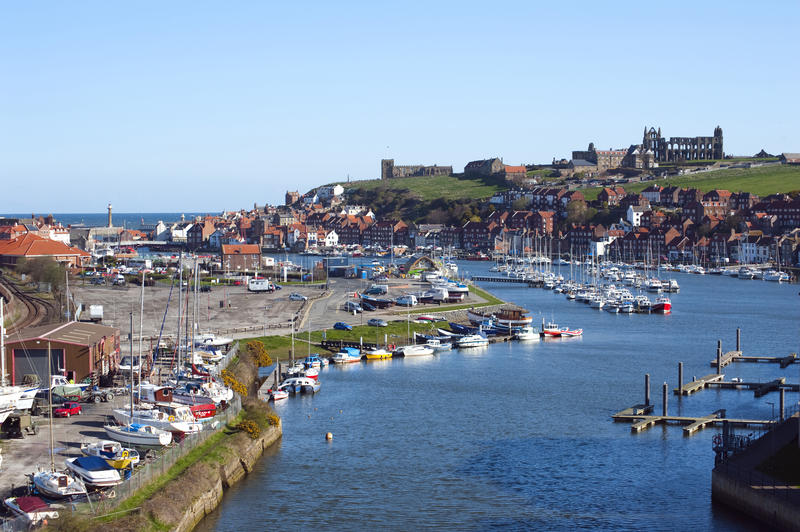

2,1,798,213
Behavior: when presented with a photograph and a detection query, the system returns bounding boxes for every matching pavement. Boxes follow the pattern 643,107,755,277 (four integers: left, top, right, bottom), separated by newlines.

0,398,120,497
69,276,487,342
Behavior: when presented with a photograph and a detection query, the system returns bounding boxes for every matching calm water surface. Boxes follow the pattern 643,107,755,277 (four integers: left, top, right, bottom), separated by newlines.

198,263,799,531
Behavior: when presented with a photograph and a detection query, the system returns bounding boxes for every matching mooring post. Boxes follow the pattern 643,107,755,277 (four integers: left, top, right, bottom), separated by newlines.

736,328,741,352
662,382,668,417
780,388,785,421
678,362,683,395
645,373,650,406
716,340,722,374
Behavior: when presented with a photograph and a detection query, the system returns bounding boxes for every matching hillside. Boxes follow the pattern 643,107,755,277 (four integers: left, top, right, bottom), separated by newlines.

581,164,800,201
339,174,509,224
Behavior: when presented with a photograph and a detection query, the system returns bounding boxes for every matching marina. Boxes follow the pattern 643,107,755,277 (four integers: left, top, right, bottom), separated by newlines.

198,259,800,531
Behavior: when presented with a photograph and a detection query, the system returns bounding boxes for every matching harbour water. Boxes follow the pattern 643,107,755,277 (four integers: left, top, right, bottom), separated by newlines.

199,262,797,530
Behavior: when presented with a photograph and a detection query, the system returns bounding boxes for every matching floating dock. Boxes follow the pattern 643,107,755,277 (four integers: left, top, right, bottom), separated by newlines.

612,408,775,436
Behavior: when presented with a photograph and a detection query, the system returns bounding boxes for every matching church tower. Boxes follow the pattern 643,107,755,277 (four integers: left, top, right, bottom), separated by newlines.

712,126,724,159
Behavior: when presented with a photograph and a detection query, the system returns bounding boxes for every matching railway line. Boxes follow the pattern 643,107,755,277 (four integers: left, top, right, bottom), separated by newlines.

0,273,58,333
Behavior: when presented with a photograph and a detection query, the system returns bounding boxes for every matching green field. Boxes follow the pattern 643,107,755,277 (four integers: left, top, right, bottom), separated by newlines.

340,174,507,202
581,164,800,201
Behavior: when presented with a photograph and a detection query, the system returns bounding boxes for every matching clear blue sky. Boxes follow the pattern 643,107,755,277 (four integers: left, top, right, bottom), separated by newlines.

2,1,798,213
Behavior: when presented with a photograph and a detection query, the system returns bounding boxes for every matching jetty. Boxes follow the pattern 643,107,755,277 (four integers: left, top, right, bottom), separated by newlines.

612,408,775,436
470,275,543,287
709,329,798,369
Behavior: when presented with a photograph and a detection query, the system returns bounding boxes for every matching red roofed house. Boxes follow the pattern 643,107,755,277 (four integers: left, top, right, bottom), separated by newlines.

0,233,91,268
220,244,261,271
503,165,527,181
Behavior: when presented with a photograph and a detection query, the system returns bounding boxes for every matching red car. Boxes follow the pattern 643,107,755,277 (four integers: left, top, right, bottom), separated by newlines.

53,402,82,418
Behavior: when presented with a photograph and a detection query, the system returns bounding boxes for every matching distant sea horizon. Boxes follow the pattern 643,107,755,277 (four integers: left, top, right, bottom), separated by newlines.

1,212,216,229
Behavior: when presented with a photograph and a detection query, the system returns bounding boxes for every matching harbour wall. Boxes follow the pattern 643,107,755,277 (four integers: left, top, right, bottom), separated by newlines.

711,415,800,531
147,421,282,532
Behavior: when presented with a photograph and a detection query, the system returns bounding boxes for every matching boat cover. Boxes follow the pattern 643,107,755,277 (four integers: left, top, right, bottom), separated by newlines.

15,496,49,513
73,456,114,471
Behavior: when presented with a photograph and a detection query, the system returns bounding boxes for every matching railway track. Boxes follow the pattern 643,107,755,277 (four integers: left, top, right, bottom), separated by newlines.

0,274,58,333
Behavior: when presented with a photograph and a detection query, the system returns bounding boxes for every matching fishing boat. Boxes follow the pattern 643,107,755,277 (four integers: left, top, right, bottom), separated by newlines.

332,347,362,364
455,334,489,348
104,423,173,448
4,496,61,526
397,344,434,357
65,456,123,488
513,326,539,341
364,347,393,360
80,440,140,469
652,296,672,314
540,321,563,337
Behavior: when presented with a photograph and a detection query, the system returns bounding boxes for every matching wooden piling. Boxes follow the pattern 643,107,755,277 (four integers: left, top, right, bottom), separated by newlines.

716,341,722,375
645,373,650,406
780,388,785,421
662,382,668,417
678,362,683,395
736,328,741,352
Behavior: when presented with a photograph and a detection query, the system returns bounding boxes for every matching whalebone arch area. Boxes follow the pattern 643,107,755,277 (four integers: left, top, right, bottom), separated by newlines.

46,341,281,532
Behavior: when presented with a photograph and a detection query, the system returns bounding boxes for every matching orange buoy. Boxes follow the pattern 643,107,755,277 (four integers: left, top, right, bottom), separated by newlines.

325,432,333,441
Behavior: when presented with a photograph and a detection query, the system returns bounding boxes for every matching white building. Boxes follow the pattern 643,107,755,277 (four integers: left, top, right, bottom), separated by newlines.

317,184,344,200
324,230,339,247
626,205,647,227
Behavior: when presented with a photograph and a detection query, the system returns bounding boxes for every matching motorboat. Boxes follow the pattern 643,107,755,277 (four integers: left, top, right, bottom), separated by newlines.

397,344,435,357
4,496,61,527
425,338,452,351
664,279,680,293
303,355,327,368
278,377,321,394
270,389,289,401
103,423,173,448
646,279,663,293
619,301,635,313
194,333,234,347
455,334,489,348
513,326,539,341
81,440,140,469
65,456,123,488
652,296,672,314
540,321,562,337
332,347,362,364
31,469,87,499
113,407,200,433
364,348,393,360
558,327,583,337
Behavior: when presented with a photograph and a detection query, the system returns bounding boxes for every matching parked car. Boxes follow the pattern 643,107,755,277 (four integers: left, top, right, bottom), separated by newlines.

344,301,362,313
333,322,352,331
90,277,104,285
52,401,82,418
289,293,308,301
367,318,388,327
199,285,211,292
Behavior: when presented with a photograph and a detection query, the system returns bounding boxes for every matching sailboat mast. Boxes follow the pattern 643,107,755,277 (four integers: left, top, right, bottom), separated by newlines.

129,312,134,420
138,270,145,388
1,298,5,386
48,339,54,471
176,252,183,370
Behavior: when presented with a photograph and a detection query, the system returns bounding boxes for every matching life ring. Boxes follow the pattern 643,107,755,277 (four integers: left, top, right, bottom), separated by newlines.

168,415,175,422
712,434,722,446
121,450,128,458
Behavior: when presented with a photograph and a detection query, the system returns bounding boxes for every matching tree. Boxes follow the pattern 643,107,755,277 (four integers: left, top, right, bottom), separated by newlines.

17,257,66,291
566,200,589,225
511,198,529,211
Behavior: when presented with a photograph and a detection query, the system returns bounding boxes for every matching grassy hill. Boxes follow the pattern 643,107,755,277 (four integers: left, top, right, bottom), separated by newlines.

581,164,800,201
339,174,509,223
